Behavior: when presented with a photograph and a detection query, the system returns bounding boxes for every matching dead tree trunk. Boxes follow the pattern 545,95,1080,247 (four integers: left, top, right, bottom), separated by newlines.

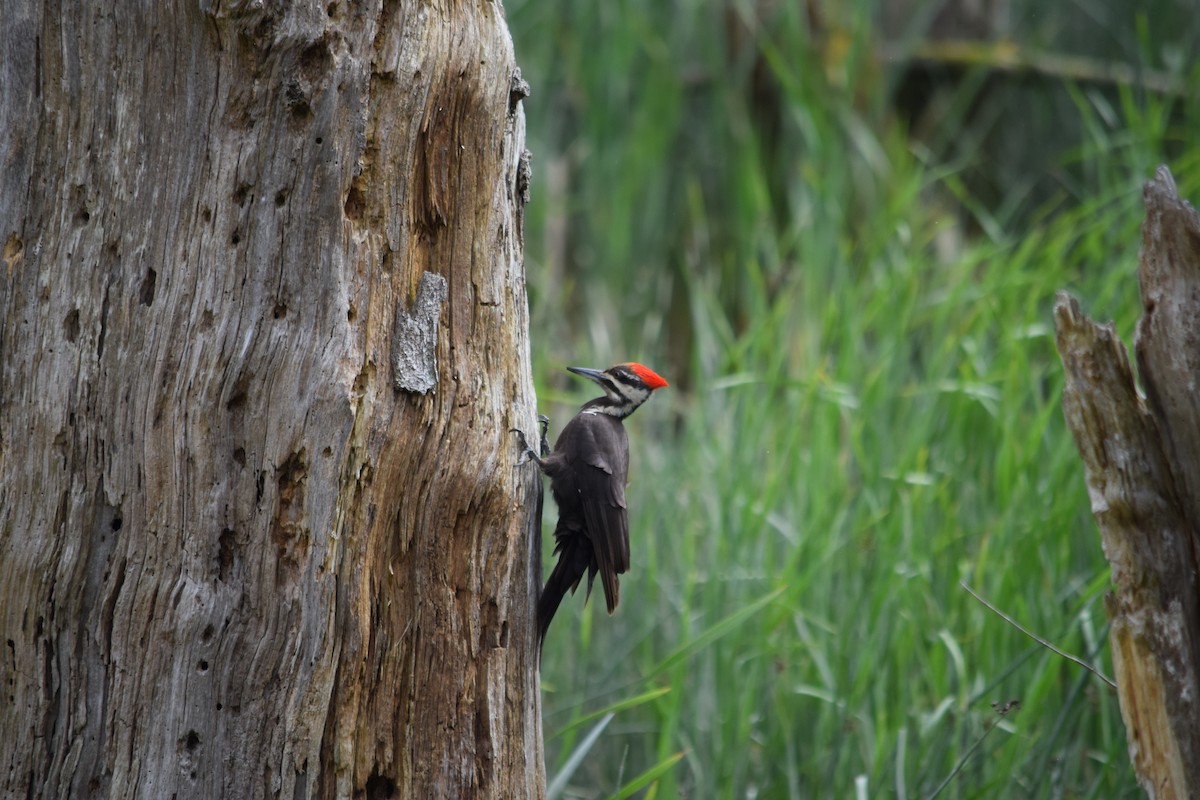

1,2,543,798
1055,166,1200,799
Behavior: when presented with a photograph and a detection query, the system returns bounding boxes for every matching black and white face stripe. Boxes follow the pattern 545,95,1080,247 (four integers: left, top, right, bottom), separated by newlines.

602,366,651,409
572,365,653,418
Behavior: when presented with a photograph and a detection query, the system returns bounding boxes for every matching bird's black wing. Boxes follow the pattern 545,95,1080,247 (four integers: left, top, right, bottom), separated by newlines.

577,424,630,614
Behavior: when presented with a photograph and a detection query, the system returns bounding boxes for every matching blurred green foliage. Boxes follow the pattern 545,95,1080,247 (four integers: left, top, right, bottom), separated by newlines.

508,0,1200,796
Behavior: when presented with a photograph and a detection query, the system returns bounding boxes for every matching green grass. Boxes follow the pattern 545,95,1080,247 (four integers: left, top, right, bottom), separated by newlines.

509,1,1200,796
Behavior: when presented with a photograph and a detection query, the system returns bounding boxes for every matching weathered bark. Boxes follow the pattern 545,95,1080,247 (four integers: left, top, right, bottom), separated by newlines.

1054,166,1200,799
1,2,543,798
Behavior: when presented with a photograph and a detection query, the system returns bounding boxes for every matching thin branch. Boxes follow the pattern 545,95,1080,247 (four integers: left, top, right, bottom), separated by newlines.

926,712,1002,800
960,581,1117,690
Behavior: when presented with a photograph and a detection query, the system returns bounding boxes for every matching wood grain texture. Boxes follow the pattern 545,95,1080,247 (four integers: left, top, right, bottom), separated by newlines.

1054,167,1200,800
0,1,543,798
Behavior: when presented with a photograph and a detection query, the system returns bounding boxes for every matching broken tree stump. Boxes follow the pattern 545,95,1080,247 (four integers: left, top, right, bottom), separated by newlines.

1055,165,1200,800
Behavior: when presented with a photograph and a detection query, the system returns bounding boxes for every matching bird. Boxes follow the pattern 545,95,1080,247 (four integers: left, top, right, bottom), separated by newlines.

514,362,669,646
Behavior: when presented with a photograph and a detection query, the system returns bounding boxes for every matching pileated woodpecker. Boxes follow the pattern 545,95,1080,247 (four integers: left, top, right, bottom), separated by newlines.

515,362,669,646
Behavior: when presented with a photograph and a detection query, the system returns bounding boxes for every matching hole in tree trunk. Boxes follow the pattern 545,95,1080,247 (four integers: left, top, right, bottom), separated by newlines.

365,773,395,799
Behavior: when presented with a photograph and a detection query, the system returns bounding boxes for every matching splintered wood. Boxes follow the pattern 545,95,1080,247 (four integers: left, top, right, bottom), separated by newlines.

1055,166,1200,800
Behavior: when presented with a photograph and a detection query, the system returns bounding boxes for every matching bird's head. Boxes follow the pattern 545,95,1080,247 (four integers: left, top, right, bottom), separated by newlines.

569,362,668,417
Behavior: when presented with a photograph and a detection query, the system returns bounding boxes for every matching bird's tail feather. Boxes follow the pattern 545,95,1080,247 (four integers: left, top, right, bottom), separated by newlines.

537,538,593,647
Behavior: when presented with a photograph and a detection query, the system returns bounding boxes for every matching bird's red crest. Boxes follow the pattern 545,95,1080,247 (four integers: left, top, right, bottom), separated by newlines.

626,362,669,390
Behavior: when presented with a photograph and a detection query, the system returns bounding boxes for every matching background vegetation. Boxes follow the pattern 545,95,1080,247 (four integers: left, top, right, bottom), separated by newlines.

509,0,1200,796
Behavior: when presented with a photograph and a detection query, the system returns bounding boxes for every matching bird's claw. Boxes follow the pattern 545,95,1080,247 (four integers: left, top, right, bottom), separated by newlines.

511,413,551,466
510,428,537,467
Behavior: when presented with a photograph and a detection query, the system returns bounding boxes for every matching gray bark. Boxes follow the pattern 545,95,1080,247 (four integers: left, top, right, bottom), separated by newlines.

1055,166,1200,800
1,2,543,798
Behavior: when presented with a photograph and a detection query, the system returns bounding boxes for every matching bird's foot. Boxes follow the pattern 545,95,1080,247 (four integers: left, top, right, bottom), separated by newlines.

510,427,543,467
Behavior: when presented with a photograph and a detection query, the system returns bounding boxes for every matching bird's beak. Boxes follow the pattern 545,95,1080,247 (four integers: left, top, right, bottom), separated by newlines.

566,366,606,385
